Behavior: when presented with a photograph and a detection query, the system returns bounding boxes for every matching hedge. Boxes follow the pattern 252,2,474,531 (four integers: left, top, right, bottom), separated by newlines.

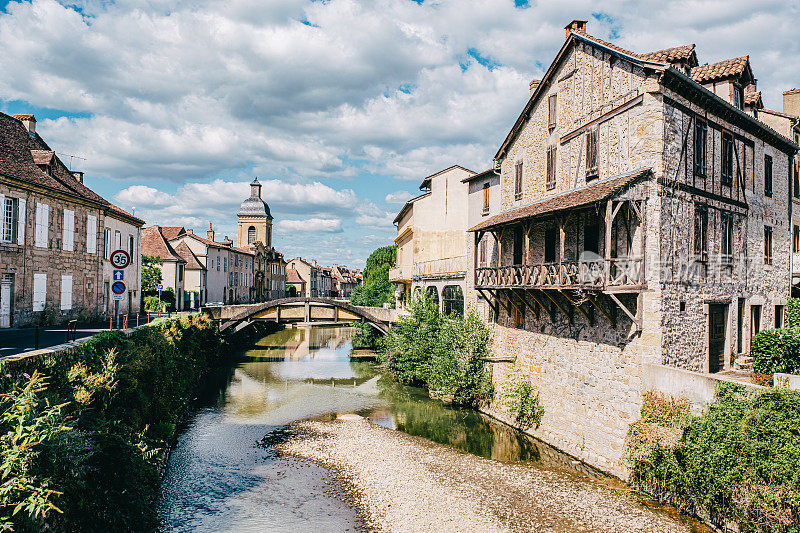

751,327,800,375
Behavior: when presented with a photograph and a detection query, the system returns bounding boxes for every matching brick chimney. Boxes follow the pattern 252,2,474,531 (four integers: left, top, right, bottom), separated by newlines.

14,114,36,134
564,19,587,38
72,171,84,183
207,222,215,242
784,88,800,118
529,79,541,97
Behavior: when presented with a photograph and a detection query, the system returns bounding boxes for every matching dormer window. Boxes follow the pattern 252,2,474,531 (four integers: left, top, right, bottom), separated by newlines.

733,85,743,109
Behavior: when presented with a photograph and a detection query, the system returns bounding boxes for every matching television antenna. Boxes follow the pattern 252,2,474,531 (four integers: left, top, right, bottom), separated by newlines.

58,152,86,170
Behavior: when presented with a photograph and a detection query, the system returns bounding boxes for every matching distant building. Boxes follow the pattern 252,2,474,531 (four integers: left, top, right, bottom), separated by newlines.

287,258,320,297
331,264,361,298
0,112,144,327
141,226,187,310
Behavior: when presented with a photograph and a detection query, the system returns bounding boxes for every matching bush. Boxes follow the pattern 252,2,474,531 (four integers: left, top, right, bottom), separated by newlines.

144,296,167,312
787,298,800,327
751,327,800,375
626,384,800,532
382,293,493,407
350,245,396,308
500,372,544,430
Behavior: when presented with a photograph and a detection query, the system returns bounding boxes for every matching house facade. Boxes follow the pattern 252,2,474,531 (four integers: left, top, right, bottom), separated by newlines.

331,264,361,298
287,258,320,297
464,20,797,477
141,226,186,310
0,113,144,328
389,165,473,314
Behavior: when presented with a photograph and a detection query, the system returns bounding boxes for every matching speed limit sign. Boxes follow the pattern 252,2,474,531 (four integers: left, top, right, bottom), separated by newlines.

110,249,131,269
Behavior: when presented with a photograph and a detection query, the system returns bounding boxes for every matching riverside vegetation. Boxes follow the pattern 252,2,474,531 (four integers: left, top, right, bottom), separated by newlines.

0,314,267,532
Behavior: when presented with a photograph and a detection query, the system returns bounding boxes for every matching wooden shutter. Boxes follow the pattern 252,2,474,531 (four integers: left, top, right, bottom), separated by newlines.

86,215,97,253
35,203,49,248
514,161,523,200
586,128,598,178
33,273,46,311
482,183,489,213
546,146,556,190
63,209,74,251
0,193,5,242
548,94,557,131
60,275,73,310
17,198,25,245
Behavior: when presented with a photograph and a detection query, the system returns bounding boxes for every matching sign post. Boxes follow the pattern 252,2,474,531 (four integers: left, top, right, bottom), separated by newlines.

110,250,130,329
157,284,164,318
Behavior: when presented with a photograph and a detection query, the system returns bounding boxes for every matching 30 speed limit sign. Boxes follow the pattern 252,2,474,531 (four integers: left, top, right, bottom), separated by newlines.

110,249,131,269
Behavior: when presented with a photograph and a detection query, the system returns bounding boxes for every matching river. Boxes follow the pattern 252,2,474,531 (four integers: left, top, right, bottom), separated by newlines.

157,325,706,532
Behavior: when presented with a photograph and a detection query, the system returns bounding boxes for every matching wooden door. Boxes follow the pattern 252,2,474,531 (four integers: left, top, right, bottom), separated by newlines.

708,304,727,373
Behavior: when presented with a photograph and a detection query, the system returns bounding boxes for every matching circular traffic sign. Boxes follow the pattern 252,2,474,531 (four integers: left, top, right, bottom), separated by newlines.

110,249,131,269
111,281,126,295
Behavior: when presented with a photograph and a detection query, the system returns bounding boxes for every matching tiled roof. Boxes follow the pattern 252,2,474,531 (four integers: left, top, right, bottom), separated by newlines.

691,56,749,84
107,203,145,226
233,246,255,256
640,44,696,65
470,168,652,232
180,232,229,249
174,241,205,270
0,112,108,205
141,226,185,262
745,90,762,106
160,226,186,240
286,268,305,284
571,29,644,62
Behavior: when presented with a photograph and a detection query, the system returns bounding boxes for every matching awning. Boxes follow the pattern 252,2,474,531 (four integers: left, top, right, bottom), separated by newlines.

469,167,652,232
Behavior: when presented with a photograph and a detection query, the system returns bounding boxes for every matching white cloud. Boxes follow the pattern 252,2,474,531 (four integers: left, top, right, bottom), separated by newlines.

384,190,413,204
278,218,342,233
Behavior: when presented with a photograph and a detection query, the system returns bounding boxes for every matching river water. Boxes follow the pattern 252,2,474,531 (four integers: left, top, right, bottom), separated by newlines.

157,325,701,532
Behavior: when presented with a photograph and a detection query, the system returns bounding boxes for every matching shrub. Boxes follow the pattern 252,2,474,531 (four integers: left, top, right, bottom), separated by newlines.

787,298,800,327
751,327,800,375
500,372,544,430
350,245,396,308
626,384,800,532
144,296,167,312
381,292,441,385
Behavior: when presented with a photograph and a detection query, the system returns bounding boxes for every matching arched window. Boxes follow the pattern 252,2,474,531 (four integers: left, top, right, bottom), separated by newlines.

247,226,256,244
426,286,439,306
442,285,464,316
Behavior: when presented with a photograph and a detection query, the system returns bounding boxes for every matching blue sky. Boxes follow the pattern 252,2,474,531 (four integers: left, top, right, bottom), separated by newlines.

1,0,798,267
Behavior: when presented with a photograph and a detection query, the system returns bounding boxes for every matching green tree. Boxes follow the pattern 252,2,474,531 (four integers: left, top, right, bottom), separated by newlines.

350,245,396,307
141,255,163,292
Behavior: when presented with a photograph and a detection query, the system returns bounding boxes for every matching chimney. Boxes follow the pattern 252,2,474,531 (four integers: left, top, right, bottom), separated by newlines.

207,222,215,241
223,236,233,246
564,19,587,38
187,229,193,234
250,178,262,198
14,114,36,134
72,171,84,183
784,89,800,118
529,79,541,97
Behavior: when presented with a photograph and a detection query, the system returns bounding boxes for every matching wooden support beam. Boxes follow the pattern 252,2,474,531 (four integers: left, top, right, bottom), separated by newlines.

604,200,613,286
606,292,641,332
538,289,573,323
559,290,593,325
526,290,553,322
511,288,539,320
485,289,513,317
584,292,615,327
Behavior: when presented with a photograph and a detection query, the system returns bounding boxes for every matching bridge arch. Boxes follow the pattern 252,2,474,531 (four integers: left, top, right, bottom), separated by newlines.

217,297,394,334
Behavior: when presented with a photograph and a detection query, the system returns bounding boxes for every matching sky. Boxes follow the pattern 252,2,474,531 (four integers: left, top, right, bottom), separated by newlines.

1,0,798,268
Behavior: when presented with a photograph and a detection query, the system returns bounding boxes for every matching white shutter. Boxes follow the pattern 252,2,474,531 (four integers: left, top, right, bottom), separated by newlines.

63,209,74,251
16,198,25,245
35,203,49,248
86,215,97,253
0,193,5,243
60,275,73,310
33,273,47,312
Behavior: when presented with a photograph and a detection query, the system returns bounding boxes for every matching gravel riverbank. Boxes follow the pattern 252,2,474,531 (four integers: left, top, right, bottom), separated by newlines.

276,416,710,533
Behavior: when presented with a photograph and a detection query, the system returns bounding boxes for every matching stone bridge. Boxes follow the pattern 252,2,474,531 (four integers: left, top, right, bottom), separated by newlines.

206,297,398,334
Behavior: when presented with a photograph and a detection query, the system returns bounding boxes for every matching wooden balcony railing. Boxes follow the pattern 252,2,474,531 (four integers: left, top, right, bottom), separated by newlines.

475,257,643,290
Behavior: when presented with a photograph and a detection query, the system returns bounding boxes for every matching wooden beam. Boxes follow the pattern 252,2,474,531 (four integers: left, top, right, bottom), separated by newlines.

486,289,513,317
511,288,539,320
604,200,613,285
538,289,572,323
584,292,615,327
559,290,593,325
526,290,553,322
606,292,641,331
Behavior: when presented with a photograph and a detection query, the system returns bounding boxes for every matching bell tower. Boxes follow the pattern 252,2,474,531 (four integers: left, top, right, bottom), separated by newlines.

237,178,273,248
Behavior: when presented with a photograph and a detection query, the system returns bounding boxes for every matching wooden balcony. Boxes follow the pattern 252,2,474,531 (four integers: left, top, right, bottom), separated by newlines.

475,257,643,292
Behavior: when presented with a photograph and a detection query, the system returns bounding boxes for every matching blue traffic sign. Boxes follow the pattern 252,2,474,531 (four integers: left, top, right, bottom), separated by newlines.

157,284,164,291
113,270,124,281
111,281,126,295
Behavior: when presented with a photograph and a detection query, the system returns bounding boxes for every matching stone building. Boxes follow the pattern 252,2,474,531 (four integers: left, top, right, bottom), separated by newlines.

287,257,321,297
465,20,798,477
0,112,144,328
141,226,186,310
331,264,361,298
237,178,273,248
173,241,206,310
168,225,229,304
389,165,474,313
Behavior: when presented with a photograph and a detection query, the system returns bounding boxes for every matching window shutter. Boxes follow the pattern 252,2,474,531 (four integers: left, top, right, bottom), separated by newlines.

60,275,73,310
0,194,5,242
63,210,74,251
35,203,49,248
17,198,25,245
86,215,97,253
33,273,47,311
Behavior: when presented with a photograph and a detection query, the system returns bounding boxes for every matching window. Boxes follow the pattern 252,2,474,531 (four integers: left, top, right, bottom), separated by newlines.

721,132,734,186
548,94,557,132
513,225,524,265
217,256,220,271
693,204,708,259
62,209,74,251
129,235,135,257
584,223,599,254
733,85,743,109
60,275,72,310
35,203,49,248
775,305,785,329
482,182,490,214
86,215,97,253
248,226,256,244
426,286,439,306
442,285,464,316
544,227,557,263
764,154,773,197
721,212,733,261
1,196,18,243
224,257,228,271
33,273,46,312
546,145,556,190
694,119,707,177
794,225,799,254
514,161,523,201
178,264,183,282
751,304,762,338
104,228,111,258
764,225,773,265
479,238,487,266
585,128,598,179
114,230,121,252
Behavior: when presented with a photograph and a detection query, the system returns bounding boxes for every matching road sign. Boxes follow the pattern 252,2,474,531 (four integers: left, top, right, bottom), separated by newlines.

113,270,124,281
112,294,124,301
110,249,131,269
157,284,164,291
111,281,126,295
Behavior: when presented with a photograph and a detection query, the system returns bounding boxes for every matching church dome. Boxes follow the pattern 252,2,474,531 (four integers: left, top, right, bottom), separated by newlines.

238,178,272,217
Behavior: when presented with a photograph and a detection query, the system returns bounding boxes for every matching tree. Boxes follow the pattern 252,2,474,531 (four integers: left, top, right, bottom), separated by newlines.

141,255,163,292
350,245,396,307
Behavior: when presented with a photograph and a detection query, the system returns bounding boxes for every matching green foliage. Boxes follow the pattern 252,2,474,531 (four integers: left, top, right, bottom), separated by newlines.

787,298,800,328
143,296,168,312
382,293,493,407
0,372,69,531
500,372,544,430
751,327,800,375
350,245,396,308
626,384,800,532
1,314,226,532
140,255,163,293
351,323,383,351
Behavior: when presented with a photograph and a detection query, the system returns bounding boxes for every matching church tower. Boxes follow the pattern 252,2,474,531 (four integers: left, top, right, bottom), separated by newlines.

237,178,273,248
